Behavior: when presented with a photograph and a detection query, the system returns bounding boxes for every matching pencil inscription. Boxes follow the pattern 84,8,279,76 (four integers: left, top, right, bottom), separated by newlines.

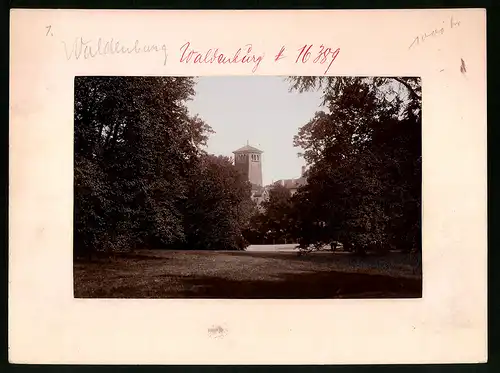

408,16,461,50
62,37,168,65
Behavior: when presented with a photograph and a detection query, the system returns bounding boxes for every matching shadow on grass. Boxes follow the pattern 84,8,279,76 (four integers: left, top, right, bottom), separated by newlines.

74,251,422,299
174,271,422,299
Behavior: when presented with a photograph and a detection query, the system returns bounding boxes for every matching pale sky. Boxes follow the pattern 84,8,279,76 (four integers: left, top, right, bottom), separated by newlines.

186,76,325,186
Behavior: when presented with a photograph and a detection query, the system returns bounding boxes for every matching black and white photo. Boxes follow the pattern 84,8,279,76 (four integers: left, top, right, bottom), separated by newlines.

74,76,422,299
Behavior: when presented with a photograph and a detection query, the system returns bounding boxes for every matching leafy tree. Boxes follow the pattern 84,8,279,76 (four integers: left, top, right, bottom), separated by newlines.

183,154,254,251
243,211,268,244
74,77,212,257
259,183,294,244
287,77,421,255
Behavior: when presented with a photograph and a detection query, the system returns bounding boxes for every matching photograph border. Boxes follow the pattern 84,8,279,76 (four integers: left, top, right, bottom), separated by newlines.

6,2,493,369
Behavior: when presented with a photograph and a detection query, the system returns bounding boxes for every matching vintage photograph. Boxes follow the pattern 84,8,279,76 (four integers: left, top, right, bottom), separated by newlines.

74,76,422,299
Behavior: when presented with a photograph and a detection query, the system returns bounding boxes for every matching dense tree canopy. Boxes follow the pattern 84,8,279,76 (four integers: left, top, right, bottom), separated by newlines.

75,76,421,258
183,154,255,251
74,77,253,257
285,77,422,254
260,183,293,241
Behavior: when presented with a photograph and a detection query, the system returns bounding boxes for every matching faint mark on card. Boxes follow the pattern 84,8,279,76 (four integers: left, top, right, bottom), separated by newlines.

208,325,227,339
10,102,41,118
37,227,45,238
460,58,467,74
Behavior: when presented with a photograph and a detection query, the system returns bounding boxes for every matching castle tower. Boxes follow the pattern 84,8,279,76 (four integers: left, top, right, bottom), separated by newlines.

232,143,264,187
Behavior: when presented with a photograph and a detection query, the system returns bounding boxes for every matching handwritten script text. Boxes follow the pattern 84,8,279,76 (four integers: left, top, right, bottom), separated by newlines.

179,42,264,73
60,36,341,74
63,37,168,65
408,16,461,50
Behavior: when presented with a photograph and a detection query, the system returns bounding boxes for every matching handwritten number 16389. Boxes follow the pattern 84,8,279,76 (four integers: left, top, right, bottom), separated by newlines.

296,44,340,75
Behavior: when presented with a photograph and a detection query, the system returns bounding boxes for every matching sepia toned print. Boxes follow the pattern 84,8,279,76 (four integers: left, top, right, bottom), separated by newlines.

9,9,486,365
73,76,422,299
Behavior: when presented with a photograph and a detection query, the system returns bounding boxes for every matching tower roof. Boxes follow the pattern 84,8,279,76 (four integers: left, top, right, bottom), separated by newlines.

232,144,263,154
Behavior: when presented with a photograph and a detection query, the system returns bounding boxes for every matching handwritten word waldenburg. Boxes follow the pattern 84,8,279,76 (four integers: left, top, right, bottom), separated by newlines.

62,37,168,65
179,42,265,73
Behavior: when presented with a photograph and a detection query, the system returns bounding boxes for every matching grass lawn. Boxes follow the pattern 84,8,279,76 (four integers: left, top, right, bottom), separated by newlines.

74,250,422,299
